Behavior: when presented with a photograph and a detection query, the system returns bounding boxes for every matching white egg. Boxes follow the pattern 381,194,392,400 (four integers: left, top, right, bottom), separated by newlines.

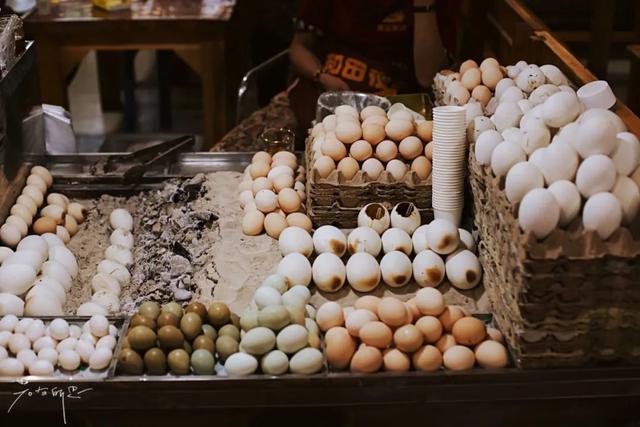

0,247,13,263
346,308,378,337
574,117,618,158
276,324,308,354
16,235,48,261
69,325,82,339
41,233,64,249
0,264,36,295
381,228,413,255
76,302,109,316
0,346,6,360
474,129,503,165
491,141,527,177
254,286,283,309
412,250,445,287
41,261,72,290
25,295,63,316
427,219,460,255
612,175,640,224
37,347,58,365
499,86,525,103
110,229,134,249
0,314,18,332
491,102,523,132
278,226,313,257
312,253,346,293
2,249,43,272
91,273,121,297
105,244,133,267
0,294,24,316
33,336,56,353
583,192,622,240
611,132,640,176
357,203,390,235
89,347,112,370
467,116,496,143
96,334,116,351
518,188,560,239
48,246,78,278
578,108,626,133
268,165,294,181
347,227,382,256
74,340,94,363
539,64,568,86
390,202,421,235
91,290,120,313
346,252,380,292
254,189,278,213
0,330,11,347
277,253,312,287
56,337,78,354
97,259,130,285
520,125,551,155
542,91,581,128
494,78,515,100
505,162,544,203
289,348,323,375
25,319,45,342
109,208,133,231
537,142,580,185
89,315,109,338
515,66,546,93
517,99,533,114
445,250,482,290
529,84,560,106
548,180,582,227
14,318,33,334
261,350,289,376
412,224,430,253
32,277,66,305
109,324,118,337
0,357,24,376
380,251,412,288
225,352,258,376
4,216,27,238
458,229,476,252
312,225,347,256
58,349,81,371
576,155,616,197
502,127,523,144
29,359,54,376
49,318,70,340
9,333,31,354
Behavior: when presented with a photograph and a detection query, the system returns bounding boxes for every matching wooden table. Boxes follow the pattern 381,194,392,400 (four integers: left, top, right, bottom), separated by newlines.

24,0,237,149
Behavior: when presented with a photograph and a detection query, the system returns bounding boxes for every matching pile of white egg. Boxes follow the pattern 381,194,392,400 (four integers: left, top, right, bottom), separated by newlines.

239,150,313,238
471,60,640,240
310,104,433,182
224,274,323,376
0,166,85,248
0,315,118,377
275,202,481,293
76,208,134,316
0,234,78,316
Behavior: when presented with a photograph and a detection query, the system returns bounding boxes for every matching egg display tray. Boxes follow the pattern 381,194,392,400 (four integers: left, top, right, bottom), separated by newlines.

304,139,434,228
468,150,640,369
0,316,126,382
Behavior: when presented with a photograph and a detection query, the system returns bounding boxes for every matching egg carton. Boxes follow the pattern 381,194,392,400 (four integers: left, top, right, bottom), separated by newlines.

468,149,640,368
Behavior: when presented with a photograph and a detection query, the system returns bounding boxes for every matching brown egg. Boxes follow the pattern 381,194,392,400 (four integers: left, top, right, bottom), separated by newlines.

362,115,389,128
362,124,385,145
411,156,432,180
193,334,215,353
405,298,421,322
314,155,336,179
435,333,456,353
336,113,359,124
474,340,509,368
382,348,411,372
157,312,179,328
486,327,504,343
325,326,357,369
415,288,445,316
415,316,443,343
252,151,272,164
273,150,297,164
64,214,79,236
472,85,492,105
286,212,313,232
264,212,288,239
277,188,301,213
33,217,57,235
180,312,203,340
377,297,408,328
393,324,424,353
385,120,414,141
443,345,476,371
272,156,298,171
461,67,481,90
350,139,373,161
412,345,443,371
250,161,270,179
360,105,387,121
399,136,423,160
438,306,466,332
131,314,157,330
158,325,185,350
252,177,273,194
361,158,385,180
208,302,231,327
242,211,265,236
452,317,486,346
481,67,503,90
354,295,381,316
386,160,408,181
424,142,433,160
375,140,398,162
416,120,433,142
337,157,359,180
321,136,348,161
359,321,393,349
459,59,478,76
272,174,294,192
335,121,362,144
350,344,383,373
56,226,71,243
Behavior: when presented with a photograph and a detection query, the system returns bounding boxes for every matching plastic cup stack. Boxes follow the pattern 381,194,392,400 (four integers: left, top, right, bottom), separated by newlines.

432,106,467,226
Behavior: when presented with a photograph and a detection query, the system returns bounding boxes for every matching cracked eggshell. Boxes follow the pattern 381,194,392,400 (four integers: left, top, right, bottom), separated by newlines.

346,252,380,292
312,253,346,293
445,250,482,290
612,175,640,224
505,161,544,203
542,91,581,128
537,142,580,185
357,203,390,234
390,202,421,235
529,84,560,106
458,229,476,252
380,251,412,288
91,273,121,296
381,228,413,256
578,108,626,133
474,129,503,165
49,246,78,278
467,116,495,143
548,180,582,227
518,188,560,239
41,261,72,290
0,293,24,315
583,192,622,240
312,225,347,256
91,290,120,313
411,224,430,253
612,132,640,176
576,154,617,197
110,229,134,249
574,117,618,158
97,259,130,285
277,252,312,287
347,227,382,256
491,141,527,177
279,226,313,257
0,264,36,295
491,102,523,132
412,250,445,288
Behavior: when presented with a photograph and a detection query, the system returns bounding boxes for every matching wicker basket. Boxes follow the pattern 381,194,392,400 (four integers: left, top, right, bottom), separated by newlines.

469,149,640,368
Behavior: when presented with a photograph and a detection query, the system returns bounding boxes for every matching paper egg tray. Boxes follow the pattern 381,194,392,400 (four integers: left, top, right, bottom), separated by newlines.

468,150,640,368
0,316,126,382
305,139,434,228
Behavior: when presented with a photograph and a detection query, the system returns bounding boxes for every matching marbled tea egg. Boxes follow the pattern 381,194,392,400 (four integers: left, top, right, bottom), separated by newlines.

583,192,623,240
518,188,560,239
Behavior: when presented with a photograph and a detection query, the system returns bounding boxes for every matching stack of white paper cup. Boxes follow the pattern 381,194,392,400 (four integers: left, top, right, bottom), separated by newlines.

432,106,467,225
